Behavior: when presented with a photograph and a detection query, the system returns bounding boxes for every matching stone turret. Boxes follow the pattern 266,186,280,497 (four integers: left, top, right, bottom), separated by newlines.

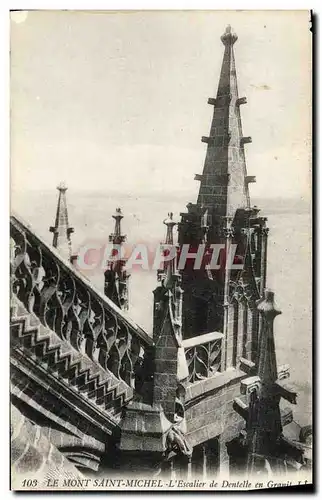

104,208,130,311
153,213,188,422
49,182,74,262
118,213,191,474
233,290,308,474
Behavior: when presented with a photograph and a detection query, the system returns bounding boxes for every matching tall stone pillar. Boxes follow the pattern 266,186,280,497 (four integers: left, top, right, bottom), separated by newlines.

222,219,234,371
259,226,269,296
218,435,230,475
187,457,192,479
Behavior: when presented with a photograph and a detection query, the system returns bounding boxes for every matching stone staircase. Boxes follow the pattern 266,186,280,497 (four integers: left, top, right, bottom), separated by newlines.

11,297,132,418
10,213,154,471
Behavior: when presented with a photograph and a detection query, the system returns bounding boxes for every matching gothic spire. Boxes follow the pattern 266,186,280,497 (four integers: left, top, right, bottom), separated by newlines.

104,208,130,311
162,212,179,289
236,290,302,474
196,25,255,217
152,213,187,422
49,182,74,261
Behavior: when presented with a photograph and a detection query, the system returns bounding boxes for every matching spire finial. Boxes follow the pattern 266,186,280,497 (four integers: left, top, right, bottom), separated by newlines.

57,181,68,192
112,207,124,221
105,207,129,310
163,212,176,245
50,182,74,260
221,24,238,46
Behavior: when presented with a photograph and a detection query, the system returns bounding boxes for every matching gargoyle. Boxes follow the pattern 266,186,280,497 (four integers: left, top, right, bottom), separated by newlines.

166,425,193,458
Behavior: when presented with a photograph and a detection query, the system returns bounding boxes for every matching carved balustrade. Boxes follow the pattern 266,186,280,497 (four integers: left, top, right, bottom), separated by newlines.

183,331,223,384
10,214,154,392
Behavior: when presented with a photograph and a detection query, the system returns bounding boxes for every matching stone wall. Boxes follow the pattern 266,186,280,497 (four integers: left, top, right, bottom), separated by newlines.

184,369,246,447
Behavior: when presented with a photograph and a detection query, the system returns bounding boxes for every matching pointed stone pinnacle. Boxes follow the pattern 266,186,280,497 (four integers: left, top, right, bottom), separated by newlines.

50,183,73,260
163,212,177,229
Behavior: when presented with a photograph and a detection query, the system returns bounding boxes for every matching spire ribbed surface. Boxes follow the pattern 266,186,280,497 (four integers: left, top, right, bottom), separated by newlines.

49,182,74,260
197,26,251,217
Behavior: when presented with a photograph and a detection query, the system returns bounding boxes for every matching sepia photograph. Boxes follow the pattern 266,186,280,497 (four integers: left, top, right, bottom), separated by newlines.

10,9,312,491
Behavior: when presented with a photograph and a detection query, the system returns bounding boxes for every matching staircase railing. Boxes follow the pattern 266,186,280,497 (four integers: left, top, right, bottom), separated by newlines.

183,331,223,384
10,214,154,392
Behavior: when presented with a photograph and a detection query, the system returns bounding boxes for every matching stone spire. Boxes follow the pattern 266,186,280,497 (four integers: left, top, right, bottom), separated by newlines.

152,213,187,422
247,291,283,473
49,182,74,261
104,208,130,311
154,212,183,342
110,207,126,245
178,26,263,345
161,213,179,290
256,290,280,389
196,25,254,217
234,290,302,474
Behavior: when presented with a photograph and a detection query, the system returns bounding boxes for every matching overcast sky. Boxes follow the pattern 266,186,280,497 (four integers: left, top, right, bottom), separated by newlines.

11,10,311,202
